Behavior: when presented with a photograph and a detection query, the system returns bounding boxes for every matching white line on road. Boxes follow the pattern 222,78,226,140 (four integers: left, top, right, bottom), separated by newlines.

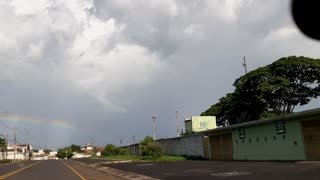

210,171,251,177
137,164,154,167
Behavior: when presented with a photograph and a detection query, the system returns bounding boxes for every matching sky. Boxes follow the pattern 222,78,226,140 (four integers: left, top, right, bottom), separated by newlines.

0,0,319,150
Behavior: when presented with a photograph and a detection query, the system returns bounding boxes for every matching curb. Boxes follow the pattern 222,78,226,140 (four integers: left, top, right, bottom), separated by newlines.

71,160,159,180
297,161,320,164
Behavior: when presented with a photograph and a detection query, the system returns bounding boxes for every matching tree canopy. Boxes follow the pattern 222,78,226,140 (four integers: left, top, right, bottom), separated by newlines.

0,138,6,151
56,144,82,159
102,144,119,156
43,149,52,154
202,56,320,125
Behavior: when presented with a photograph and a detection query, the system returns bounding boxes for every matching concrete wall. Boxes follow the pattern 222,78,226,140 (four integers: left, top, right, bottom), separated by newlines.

126,143,140,156
122,135,205,157
157,135,204,157
185,120,192,134
0,151,28,160
232,120,306,160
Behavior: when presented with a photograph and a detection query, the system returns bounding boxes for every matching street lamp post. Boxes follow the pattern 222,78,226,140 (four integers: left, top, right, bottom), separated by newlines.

152,115,157,140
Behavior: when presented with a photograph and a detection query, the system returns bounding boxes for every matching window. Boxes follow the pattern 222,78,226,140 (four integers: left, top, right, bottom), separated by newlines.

249,138,251,143
273,136,276,140
265,137,268,142
239,128,246,139
283,135,286,140
257,138,259,142
275,120,286,134
200,122,208,129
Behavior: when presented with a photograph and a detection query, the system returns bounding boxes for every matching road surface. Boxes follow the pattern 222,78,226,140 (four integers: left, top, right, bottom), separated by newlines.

105,160,320,180
74,158,320,180
0,160,120,180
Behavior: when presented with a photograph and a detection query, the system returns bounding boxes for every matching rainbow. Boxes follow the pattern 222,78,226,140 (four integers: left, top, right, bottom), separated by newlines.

0,113,74,129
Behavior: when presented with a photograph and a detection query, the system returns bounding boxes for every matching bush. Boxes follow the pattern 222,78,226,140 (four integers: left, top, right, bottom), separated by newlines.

140,136,163,158
0,159,11,164
56,149,73,159
118,148,130,156
102,144,119,156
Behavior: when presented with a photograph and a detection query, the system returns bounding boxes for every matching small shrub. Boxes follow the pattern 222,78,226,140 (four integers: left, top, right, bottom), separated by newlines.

118,148,130,155
102,144,119,156
140,136,163,158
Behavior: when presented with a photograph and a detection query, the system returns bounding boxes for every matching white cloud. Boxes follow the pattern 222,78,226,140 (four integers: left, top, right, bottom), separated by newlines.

65,43,166,112
0,0,319,148
9,0,50,15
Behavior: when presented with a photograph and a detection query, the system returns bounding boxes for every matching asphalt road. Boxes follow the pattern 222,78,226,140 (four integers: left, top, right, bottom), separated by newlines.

103,160,320,180
0,160,119,180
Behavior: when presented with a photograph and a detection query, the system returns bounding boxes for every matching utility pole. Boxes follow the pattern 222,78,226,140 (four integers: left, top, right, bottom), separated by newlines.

152,115,157,140
91,137,93,146
139,136,141,158
176,110,180,137
133,136,135,156
13,128,16,162
5,134,8,160
242,56,248,74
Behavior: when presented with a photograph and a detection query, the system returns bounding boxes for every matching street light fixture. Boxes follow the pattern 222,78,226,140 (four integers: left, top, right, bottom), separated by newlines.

152,115,157,140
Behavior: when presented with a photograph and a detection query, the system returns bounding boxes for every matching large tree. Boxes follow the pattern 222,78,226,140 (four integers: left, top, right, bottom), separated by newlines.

0,138,6,149
202,56,320,124
0,137,7,157
70,144,82,153
235,56,320,115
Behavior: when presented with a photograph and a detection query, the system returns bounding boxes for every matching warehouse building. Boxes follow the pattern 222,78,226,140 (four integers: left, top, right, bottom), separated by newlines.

203,108,320,161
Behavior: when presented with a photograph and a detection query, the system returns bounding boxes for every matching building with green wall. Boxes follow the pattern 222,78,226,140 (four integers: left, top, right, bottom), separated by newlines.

202,108,320,161
232,119,305,160
185,116,216,134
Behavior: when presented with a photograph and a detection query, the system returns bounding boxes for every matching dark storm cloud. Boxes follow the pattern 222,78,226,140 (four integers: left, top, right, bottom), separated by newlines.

0,0,319,149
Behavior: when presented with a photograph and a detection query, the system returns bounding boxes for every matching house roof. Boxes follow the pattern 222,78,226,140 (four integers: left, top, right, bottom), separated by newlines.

82,144,95,148
201,108,320,135
95,147,104,152
184,118,191,122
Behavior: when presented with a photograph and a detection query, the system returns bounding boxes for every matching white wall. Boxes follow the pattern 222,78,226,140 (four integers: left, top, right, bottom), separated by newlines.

49,151,57,156
0,151,29,160
72,153,91,159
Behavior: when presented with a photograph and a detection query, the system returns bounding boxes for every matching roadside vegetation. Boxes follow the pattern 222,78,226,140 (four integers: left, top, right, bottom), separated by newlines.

96,136,189,162
0,159,11,164
56,144,83,159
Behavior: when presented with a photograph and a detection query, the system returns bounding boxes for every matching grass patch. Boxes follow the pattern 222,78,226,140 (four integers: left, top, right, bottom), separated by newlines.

0,159,11,164
93,155,188,162
94,155,141,161
140,156,187,161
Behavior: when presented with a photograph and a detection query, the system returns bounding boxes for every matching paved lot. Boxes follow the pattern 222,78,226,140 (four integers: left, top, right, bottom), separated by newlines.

101,160,320,180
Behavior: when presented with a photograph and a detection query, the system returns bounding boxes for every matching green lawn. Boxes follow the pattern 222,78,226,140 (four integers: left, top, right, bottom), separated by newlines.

93,155,187,162
0,159,11,164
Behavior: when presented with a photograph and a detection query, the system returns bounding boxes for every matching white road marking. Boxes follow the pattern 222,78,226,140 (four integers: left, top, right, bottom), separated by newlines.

137,163,154,166
210,171,251,177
